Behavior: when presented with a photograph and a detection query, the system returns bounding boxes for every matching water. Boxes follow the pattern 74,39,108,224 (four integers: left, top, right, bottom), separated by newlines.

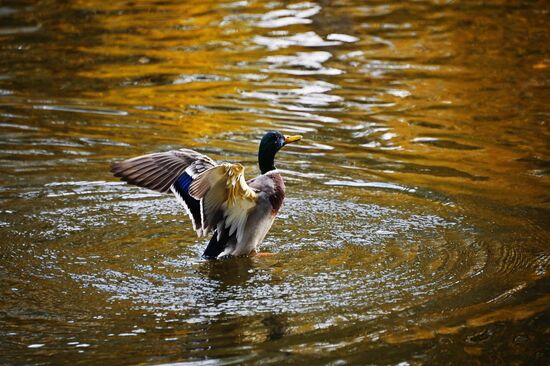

1,0,549,364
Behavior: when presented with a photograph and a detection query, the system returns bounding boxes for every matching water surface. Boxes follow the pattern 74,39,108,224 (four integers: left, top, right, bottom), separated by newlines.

1,0,549,365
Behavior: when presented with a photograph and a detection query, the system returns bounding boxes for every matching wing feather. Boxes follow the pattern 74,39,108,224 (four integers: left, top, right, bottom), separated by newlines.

111,149,216,237
189,163,257,242
111,149,215,192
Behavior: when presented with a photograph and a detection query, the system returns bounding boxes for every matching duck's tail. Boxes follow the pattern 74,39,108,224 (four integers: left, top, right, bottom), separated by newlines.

202,229,233,259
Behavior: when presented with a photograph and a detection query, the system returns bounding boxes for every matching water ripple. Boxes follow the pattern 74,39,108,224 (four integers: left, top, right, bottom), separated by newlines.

1,0,548,364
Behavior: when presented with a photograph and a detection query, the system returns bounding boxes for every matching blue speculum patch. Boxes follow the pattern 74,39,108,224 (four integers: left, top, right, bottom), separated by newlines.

174,172,201,228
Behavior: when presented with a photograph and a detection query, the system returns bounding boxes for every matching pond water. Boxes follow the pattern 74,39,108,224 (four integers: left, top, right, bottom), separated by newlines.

1,0,549,364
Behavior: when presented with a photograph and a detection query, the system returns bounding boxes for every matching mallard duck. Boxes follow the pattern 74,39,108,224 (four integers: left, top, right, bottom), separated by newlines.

111,131,302,259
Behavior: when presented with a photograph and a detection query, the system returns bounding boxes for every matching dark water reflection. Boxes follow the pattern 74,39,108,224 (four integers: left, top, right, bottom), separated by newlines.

1,0,549,364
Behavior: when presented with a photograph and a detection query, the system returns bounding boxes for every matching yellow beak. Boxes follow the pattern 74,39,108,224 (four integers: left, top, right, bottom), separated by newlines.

284,135,303,144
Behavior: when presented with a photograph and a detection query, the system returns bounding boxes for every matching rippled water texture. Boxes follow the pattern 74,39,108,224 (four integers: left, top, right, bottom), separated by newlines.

1,0,549,364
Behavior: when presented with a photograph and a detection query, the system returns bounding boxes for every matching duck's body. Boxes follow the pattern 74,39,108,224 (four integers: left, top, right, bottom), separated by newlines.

203,170,284,258
111,132,301,259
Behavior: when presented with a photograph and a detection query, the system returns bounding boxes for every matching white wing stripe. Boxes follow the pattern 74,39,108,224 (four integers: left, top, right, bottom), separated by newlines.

170,184,201,234
199,197,206,236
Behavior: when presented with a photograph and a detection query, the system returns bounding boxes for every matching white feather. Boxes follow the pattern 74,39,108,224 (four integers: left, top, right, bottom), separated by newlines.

199,197,206,236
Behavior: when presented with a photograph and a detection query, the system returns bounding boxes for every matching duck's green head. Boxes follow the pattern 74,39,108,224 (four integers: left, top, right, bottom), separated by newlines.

258,131,302,174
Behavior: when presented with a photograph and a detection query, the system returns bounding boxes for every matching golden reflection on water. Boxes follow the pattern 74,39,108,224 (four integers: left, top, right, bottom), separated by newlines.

385,294,550,344
0,0,549,365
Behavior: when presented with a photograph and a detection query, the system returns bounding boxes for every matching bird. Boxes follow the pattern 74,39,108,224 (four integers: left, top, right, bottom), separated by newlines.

110,131,302,259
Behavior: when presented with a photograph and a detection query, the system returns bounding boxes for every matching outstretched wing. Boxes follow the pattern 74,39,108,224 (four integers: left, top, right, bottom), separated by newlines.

189,163,257,244
111,149,216,235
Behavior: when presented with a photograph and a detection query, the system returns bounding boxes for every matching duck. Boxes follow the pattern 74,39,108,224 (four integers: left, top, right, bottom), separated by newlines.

111,131,302,259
